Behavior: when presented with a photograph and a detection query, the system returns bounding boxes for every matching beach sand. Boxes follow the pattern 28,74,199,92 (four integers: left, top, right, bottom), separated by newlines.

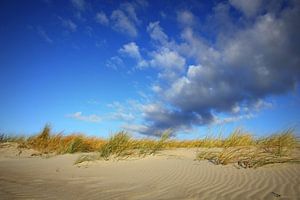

0,143,299,200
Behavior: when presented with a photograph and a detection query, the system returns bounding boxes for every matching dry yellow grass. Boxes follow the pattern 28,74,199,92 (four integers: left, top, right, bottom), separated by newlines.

196,129,299,168
1,125,299,168
24,124,105,154
76,131,170,163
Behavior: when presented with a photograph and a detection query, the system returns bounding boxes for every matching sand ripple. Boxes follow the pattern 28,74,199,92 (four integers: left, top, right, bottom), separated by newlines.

0,149,299,200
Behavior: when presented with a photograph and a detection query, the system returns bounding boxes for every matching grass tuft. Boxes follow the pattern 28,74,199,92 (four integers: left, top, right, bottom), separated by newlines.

26,125,105,154
0,133,26,143
75,131,171,163
196,130,299,168
99,131,133,160
258,128,297,156
223,129,254,147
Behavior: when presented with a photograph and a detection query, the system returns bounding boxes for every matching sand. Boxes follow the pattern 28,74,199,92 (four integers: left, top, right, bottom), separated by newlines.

0,143,299,200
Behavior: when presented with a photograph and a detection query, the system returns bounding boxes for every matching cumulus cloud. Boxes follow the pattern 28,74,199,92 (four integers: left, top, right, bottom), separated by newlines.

150,48,186,81
106,56,124,70
178,27,220,67
122,124,149,134
150,48,185,71
120,2,141,25
106,100,141,122
67,112,102,123
95,0,148,38
147,21,168,44
205,2,238,38
177,10,196,27
213,114,255,125
123,0,300,136
110,112,135,121
111,10,138,37
160,8,298,129
95,12,109,25
118,42,149,69
229,0,262,17
119,42,141,59
107,2,144,37
94,2,143,37
120,102,213,136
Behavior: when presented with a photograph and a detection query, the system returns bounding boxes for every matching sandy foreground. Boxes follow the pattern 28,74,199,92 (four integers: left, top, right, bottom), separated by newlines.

0,143,299,200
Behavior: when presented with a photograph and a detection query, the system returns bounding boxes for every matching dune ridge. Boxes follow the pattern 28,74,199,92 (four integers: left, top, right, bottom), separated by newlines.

0,146,299,200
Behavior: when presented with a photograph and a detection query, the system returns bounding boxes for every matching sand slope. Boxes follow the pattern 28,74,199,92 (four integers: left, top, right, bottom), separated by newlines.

0,143,299,200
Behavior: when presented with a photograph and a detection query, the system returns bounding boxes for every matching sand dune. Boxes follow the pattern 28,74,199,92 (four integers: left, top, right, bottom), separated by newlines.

0,143,299,200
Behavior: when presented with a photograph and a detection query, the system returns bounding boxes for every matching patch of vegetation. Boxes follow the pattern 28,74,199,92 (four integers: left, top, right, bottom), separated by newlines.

222,129,254,147
1,124,299,168
75,131,171,163
258,128,297,156
0,133,26,143
196,129,300,168
74,154,101,165
25,124,105,154
98,131,133,160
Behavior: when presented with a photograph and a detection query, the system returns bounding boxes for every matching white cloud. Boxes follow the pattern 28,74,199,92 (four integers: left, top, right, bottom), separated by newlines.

177,10,196,27
107,1,300,136
137,60,148,68
99,2,144,37
95,12,109,25
178,27,220,66
151,84,162,93
141,103,162,115
107,101,124,110
106,56,124,70
71,0,86,11
253,100,273,111
119,42,149,69
110,112,135,121
149,2,300,135
213,114,255,125
119,42,141,59
150,48,185,72
111,9,138,37
120,2,140,25
106,100,142,122
67,112,102,123
122,124,149,133
229,0,262,17
147,21,168,44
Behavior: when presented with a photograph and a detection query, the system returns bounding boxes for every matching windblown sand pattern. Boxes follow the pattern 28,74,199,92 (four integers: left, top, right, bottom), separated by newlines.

0,146,299,200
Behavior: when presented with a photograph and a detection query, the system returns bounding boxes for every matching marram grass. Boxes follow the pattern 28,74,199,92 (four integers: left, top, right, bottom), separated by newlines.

76,131,171,163
1,125,299,168
22,124,105,154
196,129,299,168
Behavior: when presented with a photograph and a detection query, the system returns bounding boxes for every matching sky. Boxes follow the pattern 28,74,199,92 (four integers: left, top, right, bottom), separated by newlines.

0,0,300,139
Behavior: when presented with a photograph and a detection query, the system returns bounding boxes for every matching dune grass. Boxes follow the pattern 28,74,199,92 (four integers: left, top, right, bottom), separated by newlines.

1,125,299,168
196,129,299,168
75,131,171,163
17,124,105,154
0,133,26,143
258,128,298,156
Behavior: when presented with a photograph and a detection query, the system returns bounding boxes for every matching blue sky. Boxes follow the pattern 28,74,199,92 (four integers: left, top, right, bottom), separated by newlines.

0,0,300,138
